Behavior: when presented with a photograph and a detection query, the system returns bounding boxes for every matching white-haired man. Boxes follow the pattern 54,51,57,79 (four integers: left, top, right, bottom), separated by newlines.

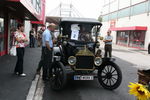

42,23,56,81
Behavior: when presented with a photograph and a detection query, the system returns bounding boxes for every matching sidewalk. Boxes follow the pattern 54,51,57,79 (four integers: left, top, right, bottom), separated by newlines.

100,43,150,70
0,47,41,100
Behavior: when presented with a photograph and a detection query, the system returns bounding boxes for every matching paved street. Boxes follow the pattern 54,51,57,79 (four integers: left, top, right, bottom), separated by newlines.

42,57,137,100
1,45,149,100
33,44,150,100
0,48,41,100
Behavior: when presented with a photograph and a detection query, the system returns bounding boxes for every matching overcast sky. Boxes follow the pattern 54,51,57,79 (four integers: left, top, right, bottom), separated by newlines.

45,0,104,19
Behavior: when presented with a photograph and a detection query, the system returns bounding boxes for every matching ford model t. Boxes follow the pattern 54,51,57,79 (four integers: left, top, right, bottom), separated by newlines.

50,17,122,91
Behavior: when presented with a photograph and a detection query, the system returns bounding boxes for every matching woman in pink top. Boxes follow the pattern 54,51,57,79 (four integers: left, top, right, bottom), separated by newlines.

14,24,28,77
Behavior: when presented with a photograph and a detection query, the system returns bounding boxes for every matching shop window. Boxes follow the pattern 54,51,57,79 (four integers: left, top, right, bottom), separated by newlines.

118,8,130,18
0,18,4,52
102,14,110,22
9,19,18,49
129,31,145,48
110,12,117,20
131,2,146,16
102,1,149,22
36,0,41,13
117,31,129,46
148,0,150,12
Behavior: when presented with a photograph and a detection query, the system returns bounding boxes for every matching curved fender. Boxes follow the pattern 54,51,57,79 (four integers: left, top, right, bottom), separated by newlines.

102,57,116,63
53,46,62,61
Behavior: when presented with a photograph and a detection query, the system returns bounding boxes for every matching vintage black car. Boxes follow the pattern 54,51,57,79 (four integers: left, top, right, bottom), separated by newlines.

50,17,122,91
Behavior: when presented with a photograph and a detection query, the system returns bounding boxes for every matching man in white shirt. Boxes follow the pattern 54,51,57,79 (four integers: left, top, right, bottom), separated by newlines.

42,23,56,81
103,30,113,58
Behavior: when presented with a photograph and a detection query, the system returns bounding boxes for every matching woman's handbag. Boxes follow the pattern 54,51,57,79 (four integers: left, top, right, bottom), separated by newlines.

10,36,17,56
10,46,16,56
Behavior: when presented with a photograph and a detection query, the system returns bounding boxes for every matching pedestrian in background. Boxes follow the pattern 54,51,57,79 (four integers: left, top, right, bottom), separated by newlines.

14,23,28,77
29,28,35,48
103,30,113,58
36,28,45,74
37,28,43,47
42,23,56,81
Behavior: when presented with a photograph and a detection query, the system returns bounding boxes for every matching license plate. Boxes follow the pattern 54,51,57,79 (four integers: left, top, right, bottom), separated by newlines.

74,75,94,80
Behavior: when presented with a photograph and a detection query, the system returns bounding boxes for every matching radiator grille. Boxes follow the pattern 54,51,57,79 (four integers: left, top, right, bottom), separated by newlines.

75,56,94,70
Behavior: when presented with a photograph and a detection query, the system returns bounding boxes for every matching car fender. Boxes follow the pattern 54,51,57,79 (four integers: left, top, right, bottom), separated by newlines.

53,46,62,61
102,57,116,63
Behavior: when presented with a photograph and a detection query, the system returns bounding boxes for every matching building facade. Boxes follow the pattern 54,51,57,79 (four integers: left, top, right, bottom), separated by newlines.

101,0,150,50
0,0,45,56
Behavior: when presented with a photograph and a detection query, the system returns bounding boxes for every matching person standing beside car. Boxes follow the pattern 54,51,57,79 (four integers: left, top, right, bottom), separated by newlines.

29,28,35,48
103,30,113,58
42,23,56,81
14,24,28,77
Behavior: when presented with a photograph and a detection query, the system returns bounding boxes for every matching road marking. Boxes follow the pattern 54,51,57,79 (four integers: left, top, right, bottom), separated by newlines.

26,74,40,100
33,76,44,100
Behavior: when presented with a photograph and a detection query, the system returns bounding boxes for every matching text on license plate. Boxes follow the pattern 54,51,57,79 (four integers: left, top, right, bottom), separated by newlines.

74,75,94,80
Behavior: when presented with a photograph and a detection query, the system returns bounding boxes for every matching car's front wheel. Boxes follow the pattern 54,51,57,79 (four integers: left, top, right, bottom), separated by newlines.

49,61,67,91
98,61,122,90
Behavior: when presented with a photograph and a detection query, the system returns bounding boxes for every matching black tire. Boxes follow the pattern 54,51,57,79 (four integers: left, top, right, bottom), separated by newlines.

98,61,122,90
148,45,150,54
49,61,67,91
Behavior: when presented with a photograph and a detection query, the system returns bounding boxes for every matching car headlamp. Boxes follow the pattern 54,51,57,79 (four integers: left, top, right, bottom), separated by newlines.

68,56,76,65
94,57,102,66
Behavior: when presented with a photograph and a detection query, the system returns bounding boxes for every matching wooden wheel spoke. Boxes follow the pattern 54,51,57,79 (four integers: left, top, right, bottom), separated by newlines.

106,79,109,85
102,77,107,81
112,76,117,81
102,70,107,74
104,67,108,73
109,66,113,73
112,74,118,76
110,78,115,84
106,66,110,72
56,77,62,87
111,69,116,74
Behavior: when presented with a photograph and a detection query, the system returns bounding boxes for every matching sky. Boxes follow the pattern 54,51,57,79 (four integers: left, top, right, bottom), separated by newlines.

45,0,104,19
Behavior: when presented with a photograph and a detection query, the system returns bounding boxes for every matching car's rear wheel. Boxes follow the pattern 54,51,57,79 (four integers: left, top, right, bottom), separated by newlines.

98,61,122,90
49,61,67,91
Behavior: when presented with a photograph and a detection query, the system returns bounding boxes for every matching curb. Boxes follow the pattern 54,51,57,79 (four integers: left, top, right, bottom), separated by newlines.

26,74,40,100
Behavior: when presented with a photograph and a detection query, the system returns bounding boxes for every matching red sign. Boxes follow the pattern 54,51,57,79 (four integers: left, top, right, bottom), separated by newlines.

110,20,116,28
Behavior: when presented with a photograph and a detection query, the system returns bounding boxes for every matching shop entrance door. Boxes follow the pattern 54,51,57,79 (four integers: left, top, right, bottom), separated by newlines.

0,18,6,56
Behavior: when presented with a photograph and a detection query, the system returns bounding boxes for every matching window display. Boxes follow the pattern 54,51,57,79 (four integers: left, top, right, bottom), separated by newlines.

0,18,4,52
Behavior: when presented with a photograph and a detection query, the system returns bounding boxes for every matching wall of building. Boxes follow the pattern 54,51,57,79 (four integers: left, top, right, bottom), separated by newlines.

102,0,147,15
101,13,150,49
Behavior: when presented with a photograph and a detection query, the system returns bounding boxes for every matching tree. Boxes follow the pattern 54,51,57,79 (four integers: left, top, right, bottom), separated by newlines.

98,16,102,22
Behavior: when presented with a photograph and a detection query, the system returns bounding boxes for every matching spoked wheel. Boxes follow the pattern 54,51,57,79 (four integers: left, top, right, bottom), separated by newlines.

49,61,67,91
98,61,122,90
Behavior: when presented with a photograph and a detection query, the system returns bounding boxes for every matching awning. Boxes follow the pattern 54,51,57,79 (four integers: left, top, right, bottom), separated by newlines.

46,16,61,25
5,0,40,21
110,26,147,31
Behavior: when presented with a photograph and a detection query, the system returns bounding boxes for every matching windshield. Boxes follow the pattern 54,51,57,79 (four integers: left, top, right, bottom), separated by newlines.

70,24,95,42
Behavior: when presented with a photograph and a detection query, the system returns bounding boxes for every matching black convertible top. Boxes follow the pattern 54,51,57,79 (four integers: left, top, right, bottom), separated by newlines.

60,17,102,25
